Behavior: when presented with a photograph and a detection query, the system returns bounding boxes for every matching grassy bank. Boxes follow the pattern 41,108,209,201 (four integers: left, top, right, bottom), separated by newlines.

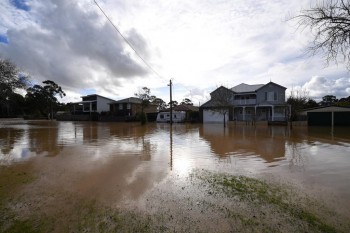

0,168,349,232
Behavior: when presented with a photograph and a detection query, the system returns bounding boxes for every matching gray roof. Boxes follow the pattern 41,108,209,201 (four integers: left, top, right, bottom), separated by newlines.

301,106,350,113
231,83,264,93
112,97,142,104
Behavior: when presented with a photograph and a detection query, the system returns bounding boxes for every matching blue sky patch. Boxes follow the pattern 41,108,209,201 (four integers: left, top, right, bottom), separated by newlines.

80,89,97,96
0,34,8,44
10,0,30,11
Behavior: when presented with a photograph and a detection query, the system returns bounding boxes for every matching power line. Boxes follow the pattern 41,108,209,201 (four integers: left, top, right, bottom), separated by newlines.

93,0,164,80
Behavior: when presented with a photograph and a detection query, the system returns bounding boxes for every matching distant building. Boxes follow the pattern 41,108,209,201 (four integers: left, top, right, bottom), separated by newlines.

73,94,116,114
200,82,290,123
300,106,350,126
109,97,158,118
157,104,199,123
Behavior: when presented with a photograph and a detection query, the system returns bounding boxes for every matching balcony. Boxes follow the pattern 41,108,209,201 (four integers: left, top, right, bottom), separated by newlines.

234,99,256,105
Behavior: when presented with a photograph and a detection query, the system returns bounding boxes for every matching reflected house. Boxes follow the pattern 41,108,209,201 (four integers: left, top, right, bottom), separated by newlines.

199,125,287,163
108,97,158,120
200,82,290,124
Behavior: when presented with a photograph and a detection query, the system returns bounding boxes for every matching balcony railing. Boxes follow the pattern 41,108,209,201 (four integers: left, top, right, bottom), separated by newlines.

233,99,256,105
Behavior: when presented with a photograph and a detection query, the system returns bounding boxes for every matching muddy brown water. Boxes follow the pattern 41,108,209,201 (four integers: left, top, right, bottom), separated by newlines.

1,119,350,217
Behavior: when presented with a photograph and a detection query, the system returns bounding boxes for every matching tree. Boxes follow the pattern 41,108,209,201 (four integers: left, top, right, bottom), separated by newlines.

135,87,154,124
320,95,338,106
336,95,350,106
25,80,65,118
305,98,319,109
0,58,29,117
208,86,234,128
287,88,314,121
180,98,193,105
152,97,167,111
293,0,350,69
168,100,178,108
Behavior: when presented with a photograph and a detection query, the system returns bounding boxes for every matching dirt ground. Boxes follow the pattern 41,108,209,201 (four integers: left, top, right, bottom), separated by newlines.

1,163,349,233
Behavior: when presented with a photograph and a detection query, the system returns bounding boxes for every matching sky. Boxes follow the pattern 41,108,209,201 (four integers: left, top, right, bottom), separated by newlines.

1,0,350,105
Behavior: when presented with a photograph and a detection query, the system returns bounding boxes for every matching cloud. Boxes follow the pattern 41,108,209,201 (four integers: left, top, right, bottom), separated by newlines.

1,0,350,104
0,0,150,100
302,76,350,99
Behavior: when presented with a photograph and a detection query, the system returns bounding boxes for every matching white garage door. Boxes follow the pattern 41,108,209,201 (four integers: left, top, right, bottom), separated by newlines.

203,109,228,123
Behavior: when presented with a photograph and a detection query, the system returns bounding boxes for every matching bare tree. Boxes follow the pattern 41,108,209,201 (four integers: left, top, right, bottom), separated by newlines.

207,86,234,128
292,0,350,69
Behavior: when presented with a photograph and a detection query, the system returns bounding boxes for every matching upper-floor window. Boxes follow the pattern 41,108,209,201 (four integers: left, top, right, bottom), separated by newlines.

119,103,123,110
127,103,131,109
265,92,277,101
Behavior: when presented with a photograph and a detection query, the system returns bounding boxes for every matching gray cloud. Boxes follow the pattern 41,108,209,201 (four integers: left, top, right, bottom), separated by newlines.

302,76,350,99
0,0,149,96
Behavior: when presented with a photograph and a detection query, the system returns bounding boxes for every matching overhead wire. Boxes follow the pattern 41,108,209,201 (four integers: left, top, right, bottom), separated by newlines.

93,0,165,80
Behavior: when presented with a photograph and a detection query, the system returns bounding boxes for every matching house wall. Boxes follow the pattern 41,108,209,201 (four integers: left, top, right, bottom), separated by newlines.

256,84,285,104
203,109,229,123
96,96,113,113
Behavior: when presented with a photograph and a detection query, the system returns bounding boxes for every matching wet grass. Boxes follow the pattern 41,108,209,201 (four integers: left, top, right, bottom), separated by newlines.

0,167,349,232
195,170,348,233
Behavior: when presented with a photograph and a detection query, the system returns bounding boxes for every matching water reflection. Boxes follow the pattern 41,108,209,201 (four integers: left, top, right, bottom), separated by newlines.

199,125,291,163
0,120,350,207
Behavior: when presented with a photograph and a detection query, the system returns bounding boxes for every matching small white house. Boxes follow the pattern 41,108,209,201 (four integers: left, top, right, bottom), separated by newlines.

156,111,186,123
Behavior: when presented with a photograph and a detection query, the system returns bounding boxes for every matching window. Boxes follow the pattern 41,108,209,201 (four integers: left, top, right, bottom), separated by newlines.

91,103,97,111
266,92,276,101
119,104,123,110
174,114,177,118
83,103,90,111
160,114,164,119
127,103,131,109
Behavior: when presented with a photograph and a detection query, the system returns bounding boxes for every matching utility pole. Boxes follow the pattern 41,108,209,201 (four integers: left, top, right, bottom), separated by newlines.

169,79,173,125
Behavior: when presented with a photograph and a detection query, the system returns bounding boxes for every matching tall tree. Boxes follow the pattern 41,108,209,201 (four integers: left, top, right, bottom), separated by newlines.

0,58,29,116
26,80,65,118
180,98,193,105
320,95,338,106
152,97,167,111
135,87,154,124
292,0,350,69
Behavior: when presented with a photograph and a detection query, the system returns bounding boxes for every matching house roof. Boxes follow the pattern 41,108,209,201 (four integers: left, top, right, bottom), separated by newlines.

210,86,234,95
200,99,221,108
173,104,199,112
81,94,116,102
161,104,199,112
257,81,287,91
300,106,350,113
111,97,142,104
231,83,264,93
231,82,287,93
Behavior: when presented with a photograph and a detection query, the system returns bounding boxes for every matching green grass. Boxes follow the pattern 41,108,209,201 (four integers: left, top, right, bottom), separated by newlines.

195,170,342,233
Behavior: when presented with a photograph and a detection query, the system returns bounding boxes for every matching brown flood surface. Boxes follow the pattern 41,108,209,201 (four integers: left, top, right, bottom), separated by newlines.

1,119,350,232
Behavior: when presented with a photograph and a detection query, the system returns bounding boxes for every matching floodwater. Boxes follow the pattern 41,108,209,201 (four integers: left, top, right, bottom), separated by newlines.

1,120,350,215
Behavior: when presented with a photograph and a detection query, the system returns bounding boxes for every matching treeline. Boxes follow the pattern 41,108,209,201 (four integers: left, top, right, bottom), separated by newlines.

0,58,66,118
0,58,195,119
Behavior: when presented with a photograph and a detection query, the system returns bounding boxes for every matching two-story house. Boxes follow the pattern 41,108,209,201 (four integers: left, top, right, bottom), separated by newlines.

200,82,290,123
109,97,158,118
73,94,116,114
